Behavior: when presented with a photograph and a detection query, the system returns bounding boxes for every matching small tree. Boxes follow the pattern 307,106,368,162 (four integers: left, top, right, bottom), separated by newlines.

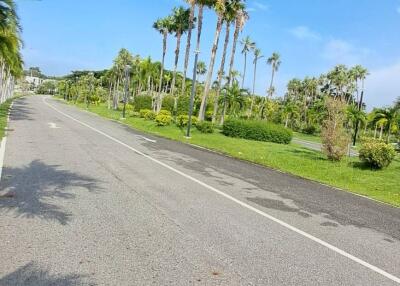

321,98,350,161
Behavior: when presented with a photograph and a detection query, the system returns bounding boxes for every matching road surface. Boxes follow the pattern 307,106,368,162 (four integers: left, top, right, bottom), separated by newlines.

0,95,399,285
292,138,359,157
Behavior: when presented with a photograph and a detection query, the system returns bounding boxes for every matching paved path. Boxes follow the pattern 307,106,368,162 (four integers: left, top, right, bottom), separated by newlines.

0,96,399,285
292,138,359,157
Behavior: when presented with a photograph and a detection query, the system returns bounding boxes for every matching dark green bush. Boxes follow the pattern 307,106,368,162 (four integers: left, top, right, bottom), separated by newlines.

155,114,172,126
302,125,317,135
134,95,152,111
222,119,292,144
359,139,396,169
196,121,214,133
176,115,198,127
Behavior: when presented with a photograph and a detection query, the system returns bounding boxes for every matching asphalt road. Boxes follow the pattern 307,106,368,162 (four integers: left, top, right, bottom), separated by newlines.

292,138,359,157
0,95,399,286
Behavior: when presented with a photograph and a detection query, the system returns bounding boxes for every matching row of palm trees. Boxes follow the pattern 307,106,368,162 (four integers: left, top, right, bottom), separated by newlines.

0,0,23,103
152,0,282,124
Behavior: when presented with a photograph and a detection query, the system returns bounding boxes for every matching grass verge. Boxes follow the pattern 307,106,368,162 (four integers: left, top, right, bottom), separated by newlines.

63,100,400,207
0,98,14,139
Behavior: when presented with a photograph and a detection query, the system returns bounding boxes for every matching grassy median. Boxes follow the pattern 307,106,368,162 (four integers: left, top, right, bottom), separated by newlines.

64,100,400,207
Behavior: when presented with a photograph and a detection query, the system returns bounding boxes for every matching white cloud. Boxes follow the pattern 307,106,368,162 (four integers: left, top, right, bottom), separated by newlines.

249,1,269,12
365,61,400,109
289,26,321,41
322,39,371,65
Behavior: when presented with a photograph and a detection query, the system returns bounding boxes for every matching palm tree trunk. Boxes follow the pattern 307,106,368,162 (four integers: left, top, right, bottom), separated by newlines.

379,125,384,139
157,31,168,112
242,52,247,89
268,68,275,98
170,32,182,98
198,15,223,121
212,22,230,123
107,81,113,109
374,123,378,138
285,114,289,128
249,57,258,118
181,2,195,96
221,19,241,125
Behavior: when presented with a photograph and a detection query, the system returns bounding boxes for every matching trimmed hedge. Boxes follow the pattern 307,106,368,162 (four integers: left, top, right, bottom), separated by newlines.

196,121,214,133
222,119,292,144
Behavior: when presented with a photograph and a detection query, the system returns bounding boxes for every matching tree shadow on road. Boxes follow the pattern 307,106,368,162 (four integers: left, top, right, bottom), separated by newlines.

0,262,92,286
0,160,102,225
9,97,34,122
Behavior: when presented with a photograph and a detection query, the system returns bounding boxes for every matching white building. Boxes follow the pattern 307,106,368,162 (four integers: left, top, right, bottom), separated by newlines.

25,76,43,87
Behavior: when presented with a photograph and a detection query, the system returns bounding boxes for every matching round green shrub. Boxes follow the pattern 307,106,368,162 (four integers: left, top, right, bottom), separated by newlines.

155,114,172,126
144,110,156,120
139,109,151,118
158,110,172,116
359,139,396,169
195,121,214,133
176,115,198,127
222,119,293,144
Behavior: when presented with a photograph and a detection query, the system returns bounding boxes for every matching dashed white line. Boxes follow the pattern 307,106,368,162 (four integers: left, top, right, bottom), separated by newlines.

43,97,400,284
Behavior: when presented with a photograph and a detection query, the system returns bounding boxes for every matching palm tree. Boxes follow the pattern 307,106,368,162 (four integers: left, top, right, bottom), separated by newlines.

198,0,226,121
249,47,263,117
0,0,23,103
153,16,173,112
373,108,399,141
266,52,281,99
169,7,191,99
196,60,207,80
211,2,236,123
221,0,248,125
181,0,196,96
222,81,248,116
240,35,255,88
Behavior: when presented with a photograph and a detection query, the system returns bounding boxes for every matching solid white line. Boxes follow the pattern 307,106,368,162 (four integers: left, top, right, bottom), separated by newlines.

43,97,400,284
137,135,156,143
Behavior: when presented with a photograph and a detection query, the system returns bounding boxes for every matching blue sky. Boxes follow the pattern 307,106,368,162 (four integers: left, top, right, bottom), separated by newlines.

18,0,400,109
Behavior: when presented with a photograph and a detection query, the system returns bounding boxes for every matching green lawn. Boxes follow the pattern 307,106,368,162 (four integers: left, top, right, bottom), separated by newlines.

0,99,14,140
293,132,322,143
64,100,400,207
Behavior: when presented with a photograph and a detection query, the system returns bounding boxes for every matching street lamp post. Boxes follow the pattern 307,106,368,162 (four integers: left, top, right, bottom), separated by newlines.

186,49,200,138
352,91,364,146
122,65,131,119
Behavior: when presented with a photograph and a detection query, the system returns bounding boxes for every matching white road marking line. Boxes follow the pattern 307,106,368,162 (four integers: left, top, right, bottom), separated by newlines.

137,135,156,143
48,122,60,129
43,97,400,284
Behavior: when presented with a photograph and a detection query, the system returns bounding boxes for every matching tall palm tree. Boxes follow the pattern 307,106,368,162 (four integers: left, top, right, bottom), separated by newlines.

220,0,248,124
211,2,236,123
196,60,207,79
249,47,263,117
181,0,196,96
170,7,191,99
153,16,173,112
240,35,255,88
0,0,23,103
266,52,281,98
198,0,226,121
